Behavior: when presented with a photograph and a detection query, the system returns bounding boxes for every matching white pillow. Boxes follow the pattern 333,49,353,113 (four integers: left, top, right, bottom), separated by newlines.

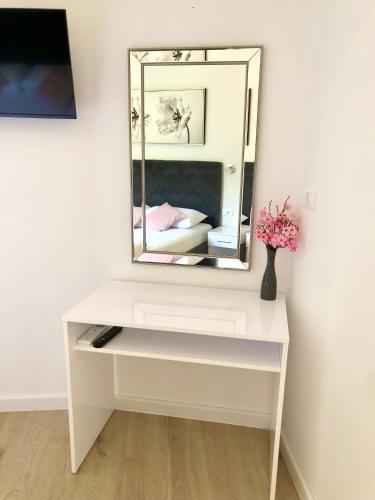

173,207,208,228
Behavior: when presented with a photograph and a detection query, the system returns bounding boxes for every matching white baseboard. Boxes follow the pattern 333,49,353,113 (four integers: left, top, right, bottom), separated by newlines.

0,392,271,429
280,434,315,500
0,393,68,412
115,394,271,429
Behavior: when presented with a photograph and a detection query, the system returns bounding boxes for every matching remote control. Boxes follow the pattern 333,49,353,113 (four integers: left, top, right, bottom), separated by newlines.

92,326,123,348
78,325,111,345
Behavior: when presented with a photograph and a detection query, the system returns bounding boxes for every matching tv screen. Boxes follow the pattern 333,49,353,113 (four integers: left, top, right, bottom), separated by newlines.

0,8,76,119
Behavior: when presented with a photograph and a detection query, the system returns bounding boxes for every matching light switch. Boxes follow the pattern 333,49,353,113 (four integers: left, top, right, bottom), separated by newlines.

304,189,316,209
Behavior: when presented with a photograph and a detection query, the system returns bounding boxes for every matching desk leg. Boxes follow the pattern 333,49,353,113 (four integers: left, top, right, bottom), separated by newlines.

63,321,115,472
269,343,288,500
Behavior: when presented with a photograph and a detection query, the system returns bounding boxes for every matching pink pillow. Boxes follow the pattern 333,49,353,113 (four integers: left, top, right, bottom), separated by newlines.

133,207,143,228
146,202,186,232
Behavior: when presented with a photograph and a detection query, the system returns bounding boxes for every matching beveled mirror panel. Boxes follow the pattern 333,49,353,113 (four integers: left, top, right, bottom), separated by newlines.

129,47,262,270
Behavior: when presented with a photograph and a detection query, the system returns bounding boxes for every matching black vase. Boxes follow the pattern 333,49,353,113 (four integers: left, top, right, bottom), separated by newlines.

261,245,278,300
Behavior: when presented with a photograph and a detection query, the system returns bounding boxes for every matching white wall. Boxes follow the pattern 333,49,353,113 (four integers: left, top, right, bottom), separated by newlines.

207,48,261,163
282,1,375,499
0,0,308,423
0,0,102,405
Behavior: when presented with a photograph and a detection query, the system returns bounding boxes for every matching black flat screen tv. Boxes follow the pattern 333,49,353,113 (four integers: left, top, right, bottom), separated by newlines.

0,8,76,119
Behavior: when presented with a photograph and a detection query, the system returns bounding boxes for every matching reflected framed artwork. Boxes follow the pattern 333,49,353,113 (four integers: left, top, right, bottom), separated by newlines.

145,89,206,145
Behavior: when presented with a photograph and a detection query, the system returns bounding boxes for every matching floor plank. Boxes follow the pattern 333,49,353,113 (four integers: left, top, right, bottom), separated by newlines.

0,410,299,500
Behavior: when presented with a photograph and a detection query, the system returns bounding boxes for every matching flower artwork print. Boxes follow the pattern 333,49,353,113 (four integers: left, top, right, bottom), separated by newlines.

131,95,150,141
133,50,206,63
132,89,206,145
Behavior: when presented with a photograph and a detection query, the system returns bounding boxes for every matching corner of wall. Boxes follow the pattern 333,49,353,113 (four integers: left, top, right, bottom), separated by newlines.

281,434,315,500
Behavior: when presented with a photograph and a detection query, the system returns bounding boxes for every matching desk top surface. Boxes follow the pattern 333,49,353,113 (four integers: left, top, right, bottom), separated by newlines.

63,280,289,344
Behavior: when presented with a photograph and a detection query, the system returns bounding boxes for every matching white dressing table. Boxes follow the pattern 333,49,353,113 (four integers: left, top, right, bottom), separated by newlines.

63,280,289,500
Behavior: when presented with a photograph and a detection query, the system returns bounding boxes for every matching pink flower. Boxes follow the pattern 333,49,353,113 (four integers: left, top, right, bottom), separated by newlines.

256,196,299,253
278,235,288,246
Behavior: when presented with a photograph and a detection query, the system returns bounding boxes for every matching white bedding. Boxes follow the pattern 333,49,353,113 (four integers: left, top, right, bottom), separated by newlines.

133,223,212,256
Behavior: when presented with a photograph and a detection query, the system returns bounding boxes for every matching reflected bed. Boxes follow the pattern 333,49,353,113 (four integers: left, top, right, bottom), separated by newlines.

134,223,212,256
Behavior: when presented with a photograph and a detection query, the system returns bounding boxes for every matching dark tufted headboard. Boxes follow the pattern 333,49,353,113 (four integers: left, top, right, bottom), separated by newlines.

242,162,255,226
132,159,223,228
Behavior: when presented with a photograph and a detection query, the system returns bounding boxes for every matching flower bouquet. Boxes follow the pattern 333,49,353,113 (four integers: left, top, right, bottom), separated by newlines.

256,196,299,300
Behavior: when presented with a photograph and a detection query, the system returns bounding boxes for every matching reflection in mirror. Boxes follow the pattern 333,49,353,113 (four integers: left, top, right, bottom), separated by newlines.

129,47,261,270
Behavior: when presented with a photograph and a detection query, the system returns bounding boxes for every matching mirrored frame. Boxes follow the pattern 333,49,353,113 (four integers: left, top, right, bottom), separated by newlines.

129,46,262,271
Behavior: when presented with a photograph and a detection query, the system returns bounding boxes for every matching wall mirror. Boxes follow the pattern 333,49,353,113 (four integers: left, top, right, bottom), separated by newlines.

129,46,262,270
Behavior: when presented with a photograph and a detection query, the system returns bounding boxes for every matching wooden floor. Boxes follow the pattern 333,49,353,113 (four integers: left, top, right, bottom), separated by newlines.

0,410,299,500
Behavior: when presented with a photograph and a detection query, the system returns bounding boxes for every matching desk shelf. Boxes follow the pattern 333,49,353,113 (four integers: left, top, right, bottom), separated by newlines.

73,328,282,373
